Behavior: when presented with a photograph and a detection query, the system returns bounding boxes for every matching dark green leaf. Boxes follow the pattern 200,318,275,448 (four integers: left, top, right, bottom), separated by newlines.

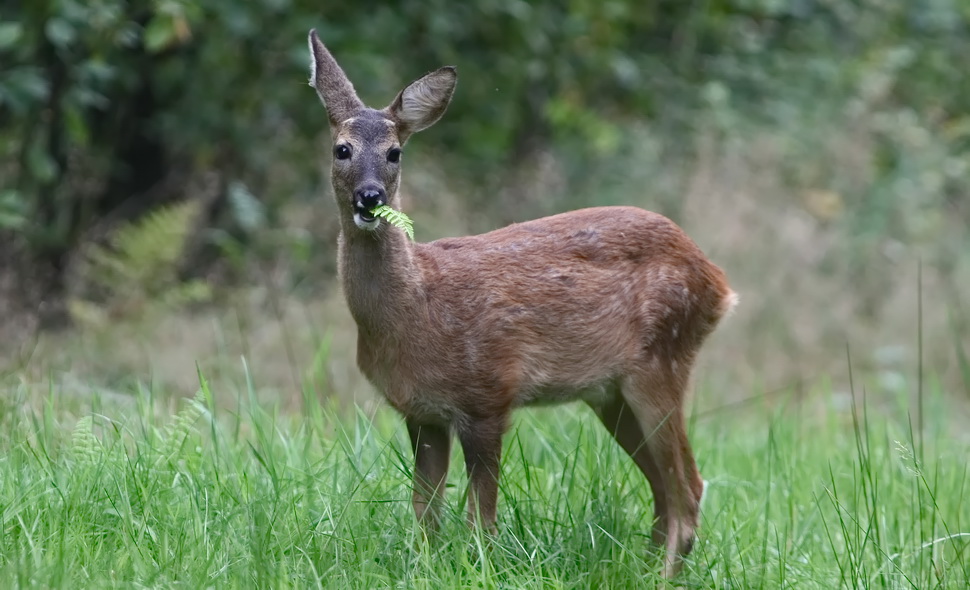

26,139,58,183
228,181,266,232
64,105,90,145
143,15,176,53
44,17,76,48
0,67,48,113
0,22,23,50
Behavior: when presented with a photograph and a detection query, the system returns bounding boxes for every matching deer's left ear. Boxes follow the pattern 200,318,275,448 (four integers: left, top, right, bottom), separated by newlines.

386,66,457,142
308,29,364,126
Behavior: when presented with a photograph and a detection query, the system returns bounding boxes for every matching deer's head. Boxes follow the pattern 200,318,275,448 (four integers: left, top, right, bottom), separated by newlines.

308,30,457,233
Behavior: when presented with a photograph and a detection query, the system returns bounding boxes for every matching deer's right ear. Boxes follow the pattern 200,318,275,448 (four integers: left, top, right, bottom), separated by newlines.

308,29,364,126
387,66,457,142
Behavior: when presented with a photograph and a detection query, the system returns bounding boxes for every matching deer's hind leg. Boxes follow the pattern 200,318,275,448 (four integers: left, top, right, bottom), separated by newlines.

590,393,669,547
618,368,704,578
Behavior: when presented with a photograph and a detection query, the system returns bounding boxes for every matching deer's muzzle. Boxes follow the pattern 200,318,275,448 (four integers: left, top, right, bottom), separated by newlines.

354,187,386,222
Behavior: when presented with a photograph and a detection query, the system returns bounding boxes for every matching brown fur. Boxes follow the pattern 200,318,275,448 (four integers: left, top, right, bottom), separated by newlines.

308,29,737,578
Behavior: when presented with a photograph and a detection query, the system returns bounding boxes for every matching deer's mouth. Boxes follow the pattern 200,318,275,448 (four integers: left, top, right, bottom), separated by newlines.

353,202,381,230
355,204,376,222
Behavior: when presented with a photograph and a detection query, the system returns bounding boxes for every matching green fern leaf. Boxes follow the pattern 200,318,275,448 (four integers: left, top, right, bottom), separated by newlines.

371,205,414,240
159,392,206,464
71,415,101,466
74,200,209,318
111,200,199,287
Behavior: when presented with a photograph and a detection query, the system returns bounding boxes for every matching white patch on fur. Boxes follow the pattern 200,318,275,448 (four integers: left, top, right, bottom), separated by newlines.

722,290,740,317
353,212,381,231
672,324,679,338
307,36,317,87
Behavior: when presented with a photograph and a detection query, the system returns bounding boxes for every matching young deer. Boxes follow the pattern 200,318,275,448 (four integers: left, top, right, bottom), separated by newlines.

308,29,737,577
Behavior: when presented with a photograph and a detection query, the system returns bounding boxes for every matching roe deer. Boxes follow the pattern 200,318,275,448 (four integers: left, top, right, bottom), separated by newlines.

308,29,737,578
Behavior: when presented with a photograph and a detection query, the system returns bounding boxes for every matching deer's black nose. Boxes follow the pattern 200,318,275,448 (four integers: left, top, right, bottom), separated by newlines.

354,187,386,211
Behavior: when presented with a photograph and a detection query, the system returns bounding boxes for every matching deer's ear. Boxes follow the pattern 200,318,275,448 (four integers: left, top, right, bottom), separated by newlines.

387,66,457,141
308,29,364,126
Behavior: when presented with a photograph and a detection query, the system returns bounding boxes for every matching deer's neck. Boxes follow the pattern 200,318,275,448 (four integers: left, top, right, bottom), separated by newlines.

338,225,421,340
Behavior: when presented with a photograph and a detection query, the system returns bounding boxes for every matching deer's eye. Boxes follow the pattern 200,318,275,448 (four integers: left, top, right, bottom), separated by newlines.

387,148,402,164
334,144,352,160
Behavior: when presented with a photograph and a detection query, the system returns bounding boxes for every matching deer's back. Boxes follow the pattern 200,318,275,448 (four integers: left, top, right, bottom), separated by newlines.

420,207,729,319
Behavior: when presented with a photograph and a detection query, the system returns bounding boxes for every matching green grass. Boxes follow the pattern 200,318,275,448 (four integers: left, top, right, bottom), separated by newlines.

0,373,967,589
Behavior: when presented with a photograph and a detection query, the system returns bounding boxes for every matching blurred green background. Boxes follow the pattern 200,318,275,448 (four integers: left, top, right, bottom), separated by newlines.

1,0,968,408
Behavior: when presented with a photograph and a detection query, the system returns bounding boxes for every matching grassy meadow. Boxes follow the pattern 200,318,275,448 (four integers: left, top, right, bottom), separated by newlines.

1,363,967,589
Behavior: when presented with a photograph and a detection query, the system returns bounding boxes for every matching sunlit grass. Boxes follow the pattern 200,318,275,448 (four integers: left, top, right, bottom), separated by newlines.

0,371,967,589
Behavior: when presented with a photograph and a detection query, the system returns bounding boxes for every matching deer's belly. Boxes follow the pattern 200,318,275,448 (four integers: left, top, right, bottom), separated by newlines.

515,379,614,409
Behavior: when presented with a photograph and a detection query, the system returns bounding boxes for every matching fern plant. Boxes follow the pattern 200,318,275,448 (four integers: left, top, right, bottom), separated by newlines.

72,200,211,321
90,201,197,289
157,392,206,467
371,205,414,240
71,416,101,467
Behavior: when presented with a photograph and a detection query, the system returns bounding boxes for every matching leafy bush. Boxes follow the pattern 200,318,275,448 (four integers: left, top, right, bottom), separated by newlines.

1,0,968,322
